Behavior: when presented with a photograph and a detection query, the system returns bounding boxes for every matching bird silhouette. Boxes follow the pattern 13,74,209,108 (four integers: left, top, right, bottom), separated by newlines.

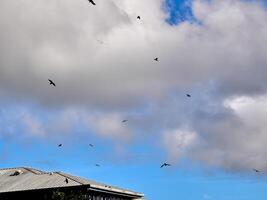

95,164,100,167
154,58,159,62
10,171,21,176
186,94,191,97
160,163,171,168
58,144,62,147
88,0,96,5
48,79,56,87
137,16,141,20
89,144,94,147
253,169,261,173
65,178,69,184
122,120,128,123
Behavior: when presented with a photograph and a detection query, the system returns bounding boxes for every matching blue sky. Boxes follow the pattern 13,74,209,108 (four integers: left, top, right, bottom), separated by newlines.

1,129,267,200
1,0,267,199
165,0,195,24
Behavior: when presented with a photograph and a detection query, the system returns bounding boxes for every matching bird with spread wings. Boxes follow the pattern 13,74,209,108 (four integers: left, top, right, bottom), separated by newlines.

48,79,56,87
160,163,171,168
88,0,96,5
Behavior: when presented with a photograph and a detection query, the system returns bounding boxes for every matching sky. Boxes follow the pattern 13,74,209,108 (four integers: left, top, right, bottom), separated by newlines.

0,0,267,199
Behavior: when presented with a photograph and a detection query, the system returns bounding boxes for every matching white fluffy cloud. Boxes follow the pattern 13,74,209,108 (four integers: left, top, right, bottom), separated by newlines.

182,95,267,171
1,0,267,171
163,129,198,161
85,112,133,141
1,0,267,107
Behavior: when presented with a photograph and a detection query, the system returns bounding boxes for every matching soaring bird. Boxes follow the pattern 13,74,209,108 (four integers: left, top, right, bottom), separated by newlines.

253,169,261,173
154,58,159,62
58,144,62,147
160,163,171,168
89,144,94,147
137,16,141,20
95,164,100,167
186,94,191,97
48,79,56,87
88,0,96,5
122,120,128,123
65,178,69,184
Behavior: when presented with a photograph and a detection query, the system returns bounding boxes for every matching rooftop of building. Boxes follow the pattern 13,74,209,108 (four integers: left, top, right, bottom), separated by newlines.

0,167,144,198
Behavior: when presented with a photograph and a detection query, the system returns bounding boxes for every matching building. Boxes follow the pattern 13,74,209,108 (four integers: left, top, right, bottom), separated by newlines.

0,167,144,200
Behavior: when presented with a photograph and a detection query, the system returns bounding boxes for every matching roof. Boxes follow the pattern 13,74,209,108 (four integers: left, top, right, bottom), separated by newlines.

0,167,144,198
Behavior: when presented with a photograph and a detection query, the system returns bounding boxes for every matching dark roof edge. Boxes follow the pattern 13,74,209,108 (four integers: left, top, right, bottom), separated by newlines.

88,187,144,198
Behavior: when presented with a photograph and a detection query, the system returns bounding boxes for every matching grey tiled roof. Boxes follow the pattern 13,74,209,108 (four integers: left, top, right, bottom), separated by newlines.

0,167,143,198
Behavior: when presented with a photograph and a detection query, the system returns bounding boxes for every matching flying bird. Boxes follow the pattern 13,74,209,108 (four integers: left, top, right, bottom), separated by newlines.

160,163,171,168
58,144,62,147
48,79,56,87
95,164,100,167
65,178,69,184
122,120,128,123
253,169,261,173
137,16,141,20
88,0,96,5
186,94,191,97
154,58,159,62
89,144,94,147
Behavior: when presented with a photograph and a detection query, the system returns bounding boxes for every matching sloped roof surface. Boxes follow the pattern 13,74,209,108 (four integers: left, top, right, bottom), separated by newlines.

0,167,143,198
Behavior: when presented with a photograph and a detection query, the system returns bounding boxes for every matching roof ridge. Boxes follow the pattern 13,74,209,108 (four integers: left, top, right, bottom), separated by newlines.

55,172,87,185
22,167,45,174
0,166,26,170
0,166,33,171
0,166,46,175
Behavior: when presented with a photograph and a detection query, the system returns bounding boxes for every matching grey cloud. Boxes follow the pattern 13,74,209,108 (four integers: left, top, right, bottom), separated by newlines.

1,0,267,108
1,0,267,172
